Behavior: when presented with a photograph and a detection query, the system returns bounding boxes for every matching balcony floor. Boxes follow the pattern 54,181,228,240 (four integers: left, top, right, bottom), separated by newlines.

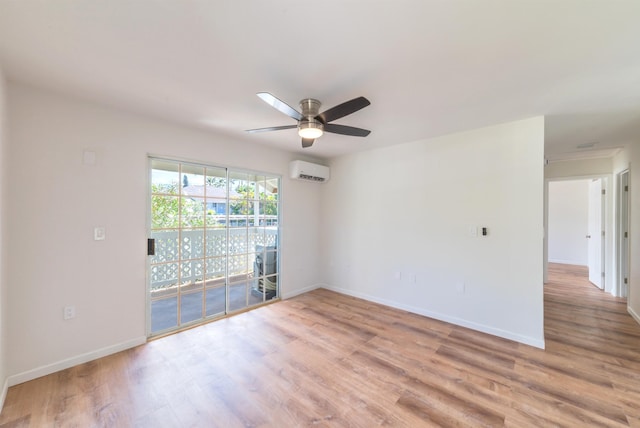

151,284,272,334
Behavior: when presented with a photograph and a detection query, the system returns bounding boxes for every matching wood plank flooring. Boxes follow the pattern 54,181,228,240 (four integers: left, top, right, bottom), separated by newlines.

1,263,639,427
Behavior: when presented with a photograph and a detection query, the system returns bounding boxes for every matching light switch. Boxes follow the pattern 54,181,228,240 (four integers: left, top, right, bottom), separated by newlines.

63,305,76,320
94,227,105,241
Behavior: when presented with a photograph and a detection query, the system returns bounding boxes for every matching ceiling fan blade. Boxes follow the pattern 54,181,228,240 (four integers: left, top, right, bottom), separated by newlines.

302,138,315,148
324,123,371,137
317,96,370,123
245,125,297,133
257,92,303,121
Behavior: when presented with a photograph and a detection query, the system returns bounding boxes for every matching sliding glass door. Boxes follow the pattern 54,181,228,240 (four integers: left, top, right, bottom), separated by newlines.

148,158,280,336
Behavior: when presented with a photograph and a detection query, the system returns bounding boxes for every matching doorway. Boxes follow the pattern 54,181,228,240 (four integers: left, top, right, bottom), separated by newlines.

545,176,609,291
147,158,280,336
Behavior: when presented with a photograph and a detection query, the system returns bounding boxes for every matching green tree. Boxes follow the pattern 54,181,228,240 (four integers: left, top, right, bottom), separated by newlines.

206,176,226,187
152,183,205,228
152,181,277,229
229,185,278,216
151,184,179,229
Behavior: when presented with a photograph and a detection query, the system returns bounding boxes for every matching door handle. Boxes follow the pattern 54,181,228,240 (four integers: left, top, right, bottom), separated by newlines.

586,235,591,239
147,238,155,256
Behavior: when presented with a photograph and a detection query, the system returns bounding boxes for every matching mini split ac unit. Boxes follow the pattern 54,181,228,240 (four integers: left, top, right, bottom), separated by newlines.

289,160,330,182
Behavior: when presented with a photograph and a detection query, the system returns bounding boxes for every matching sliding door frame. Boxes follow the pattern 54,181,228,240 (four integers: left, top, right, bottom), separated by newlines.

146,155,282,337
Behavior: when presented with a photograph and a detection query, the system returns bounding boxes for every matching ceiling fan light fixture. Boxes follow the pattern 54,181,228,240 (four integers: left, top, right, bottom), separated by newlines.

247,93,371,145
298,120,324,139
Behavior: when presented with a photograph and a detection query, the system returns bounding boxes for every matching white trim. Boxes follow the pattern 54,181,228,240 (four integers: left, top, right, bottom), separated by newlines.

281,283,321,299
0,377,8,412
321,286,545,350
629,305,640,327
7,336,146,387
548,259,587,266
615,169,630,298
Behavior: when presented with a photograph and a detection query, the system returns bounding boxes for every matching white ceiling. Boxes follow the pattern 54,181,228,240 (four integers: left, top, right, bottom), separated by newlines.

1,1,639,160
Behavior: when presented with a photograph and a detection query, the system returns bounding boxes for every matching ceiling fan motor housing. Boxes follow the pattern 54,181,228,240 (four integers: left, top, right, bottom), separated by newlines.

298,98,324,136
299,98,321,118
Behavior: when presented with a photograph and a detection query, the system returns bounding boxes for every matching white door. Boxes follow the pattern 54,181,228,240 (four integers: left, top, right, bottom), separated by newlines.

587,178,604,288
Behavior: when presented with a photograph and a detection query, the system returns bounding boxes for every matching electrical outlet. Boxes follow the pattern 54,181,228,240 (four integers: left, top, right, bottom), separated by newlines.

63,306,76,320
456,282,465,293
94,227,105,241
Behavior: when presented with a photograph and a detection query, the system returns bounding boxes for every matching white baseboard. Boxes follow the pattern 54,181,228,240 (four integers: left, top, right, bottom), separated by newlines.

322,285,545,350
8,336,147,387
0,376,8,413
3,285,320,390
281,283,321,299
629,305,640,326
548,259,587,266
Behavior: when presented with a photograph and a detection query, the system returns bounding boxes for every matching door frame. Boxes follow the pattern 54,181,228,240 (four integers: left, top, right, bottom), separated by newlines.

543,174,612,293
146,156,283,337
616,169,630,298
587,178,605,289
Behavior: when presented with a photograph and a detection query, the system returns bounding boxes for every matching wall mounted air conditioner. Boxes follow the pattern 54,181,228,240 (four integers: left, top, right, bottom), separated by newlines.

289,160,330,182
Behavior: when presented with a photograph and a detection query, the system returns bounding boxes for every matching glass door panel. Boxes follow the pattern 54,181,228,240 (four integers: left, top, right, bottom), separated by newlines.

205,287,226,316
180,291,204,324
150,161,181,332
149,158,279,336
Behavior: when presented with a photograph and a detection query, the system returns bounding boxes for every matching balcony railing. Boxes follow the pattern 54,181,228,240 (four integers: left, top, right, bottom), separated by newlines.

150,225,277,291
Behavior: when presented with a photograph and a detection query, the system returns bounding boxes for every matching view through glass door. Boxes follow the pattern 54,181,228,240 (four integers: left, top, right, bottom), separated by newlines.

148,158,280,336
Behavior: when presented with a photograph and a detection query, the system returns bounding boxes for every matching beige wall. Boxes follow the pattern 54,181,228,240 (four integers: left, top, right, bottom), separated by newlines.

5,82,324,384
321,117,545,348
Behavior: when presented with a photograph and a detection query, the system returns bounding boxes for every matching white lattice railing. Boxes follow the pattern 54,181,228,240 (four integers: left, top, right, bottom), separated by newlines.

150,227,277,290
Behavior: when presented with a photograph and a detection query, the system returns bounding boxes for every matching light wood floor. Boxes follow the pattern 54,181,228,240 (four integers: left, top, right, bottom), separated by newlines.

1,263,639,427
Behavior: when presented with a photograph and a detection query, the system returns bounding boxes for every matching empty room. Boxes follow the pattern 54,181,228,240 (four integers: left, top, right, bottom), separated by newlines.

0,1,639,426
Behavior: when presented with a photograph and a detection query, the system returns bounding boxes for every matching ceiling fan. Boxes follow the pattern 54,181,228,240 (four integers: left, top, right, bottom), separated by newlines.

246,92,371,148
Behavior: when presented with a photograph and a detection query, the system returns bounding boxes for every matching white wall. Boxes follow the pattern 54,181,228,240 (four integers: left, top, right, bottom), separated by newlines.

0,67,8,405
545,158,612,179
548,180,589,265
321,117,545,348
5,82,324,383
